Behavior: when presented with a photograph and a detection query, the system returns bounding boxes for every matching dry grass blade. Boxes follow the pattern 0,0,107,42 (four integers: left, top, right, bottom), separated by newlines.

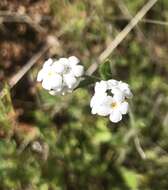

140,18,168,26
8,34,60,89
8,45,49,88
87,0,158,75
99,0,158,62
110,17,168,26
114,0,164,71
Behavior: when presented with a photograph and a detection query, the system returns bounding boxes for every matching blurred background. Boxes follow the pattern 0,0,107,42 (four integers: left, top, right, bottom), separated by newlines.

0,0,168,189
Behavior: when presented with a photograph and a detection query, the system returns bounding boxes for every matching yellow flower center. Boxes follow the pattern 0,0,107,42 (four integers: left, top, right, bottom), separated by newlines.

48,71,54,76
111,102,117,108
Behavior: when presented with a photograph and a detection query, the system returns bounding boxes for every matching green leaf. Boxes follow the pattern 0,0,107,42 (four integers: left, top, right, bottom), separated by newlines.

93,119,112,144
120,167,139,190
77,76,98,89
99,59,112,80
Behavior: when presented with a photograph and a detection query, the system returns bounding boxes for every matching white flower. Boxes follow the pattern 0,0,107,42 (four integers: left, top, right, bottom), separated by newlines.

37,56,84,95
68,56,80,65
37,59,62,91
90,79,132,123
52,60,65,74
105,97,129,123
118,81,133,98
94,81,108,94
107,79,132,101
90,93,110,116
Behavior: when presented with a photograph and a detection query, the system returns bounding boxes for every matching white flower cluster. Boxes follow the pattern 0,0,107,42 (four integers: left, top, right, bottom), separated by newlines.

90,80,133,123
37,56,133,123
37,56,84,95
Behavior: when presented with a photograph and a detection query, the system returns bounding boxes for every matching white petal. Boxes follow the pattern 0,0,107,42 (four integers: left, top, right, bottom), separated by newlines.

118,81,133,99
95,81,107,94
125,90,133,99
37,69,44,82
118,81,128,88
90,93,108,108
90,94,112,116
91,106,97,115
63,74,77,88
113,93,125,103
49,74,62,89
42,79,51,90
112,88,125,102
43,58,53,68
119,101,129,114
90,95,101,108
107,79,118,89
97,106,111,116
68,56,80,66
104,95,113,106
52,61,65,74
59,58,69,66
72,65,84,77
109,110,122,123
90,96,96,108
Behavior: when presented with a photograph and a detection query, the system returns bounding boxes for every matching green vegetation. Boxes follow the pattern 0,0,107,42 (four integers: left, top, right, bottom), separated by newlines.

0,0,168,189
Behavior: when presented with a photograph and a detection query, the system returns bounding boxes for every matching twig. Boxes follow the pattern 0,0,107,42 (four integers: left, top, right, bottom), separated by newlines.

8,45,49,88
109,17,168,26
114,0,147,39
114,0,163,72
8,34,60,89
141,18,168,26
99,0,158,62
86,0,158,75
